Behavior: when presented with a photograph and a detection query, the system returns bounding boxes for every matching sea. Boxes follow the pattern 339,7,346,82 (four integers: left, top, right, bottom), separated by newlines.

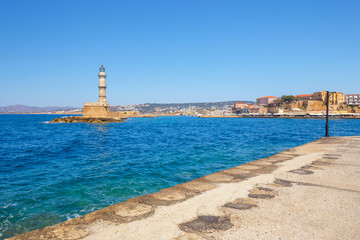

1,114,359,239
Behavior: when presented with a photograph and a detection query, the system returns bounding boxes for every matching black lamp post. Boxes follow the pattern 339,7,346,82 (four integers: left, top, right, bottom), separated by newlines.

325,91,336,137
325,91,330,137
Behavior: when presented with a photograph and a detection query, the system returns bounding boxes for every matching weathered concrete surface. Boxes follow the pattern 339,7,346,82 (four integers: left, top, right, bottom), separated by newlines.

8,136,360,240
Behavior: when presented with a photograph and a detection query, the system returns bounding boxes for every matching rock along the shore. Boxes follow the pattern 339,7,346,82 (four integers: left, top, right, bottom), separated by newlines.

50,116,126,123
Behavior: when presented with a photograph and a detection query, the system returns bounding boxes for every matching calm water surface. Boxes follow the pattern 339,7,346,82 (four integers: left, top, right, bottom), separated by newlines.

1,115,359,239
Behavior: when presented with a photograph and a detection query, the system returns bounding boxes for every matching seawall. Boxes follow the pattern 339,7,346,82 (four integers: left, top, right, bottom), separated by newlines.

8,136,360,240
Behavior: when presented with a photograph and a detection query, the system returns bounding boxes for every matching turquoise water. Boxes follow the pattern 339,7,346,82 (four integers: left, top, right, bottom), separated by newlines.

1,115,359,239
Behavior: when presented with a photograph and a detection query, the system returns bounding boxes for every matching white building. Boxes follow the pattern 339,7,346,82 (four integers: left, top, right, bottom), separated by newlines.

346,94,360,106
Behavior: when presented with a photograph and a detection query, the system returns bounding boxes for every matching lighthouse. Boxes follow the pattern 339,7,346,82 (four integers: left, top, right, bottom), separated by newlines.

51,65,129,122
98,65,107,104
83,65,111,118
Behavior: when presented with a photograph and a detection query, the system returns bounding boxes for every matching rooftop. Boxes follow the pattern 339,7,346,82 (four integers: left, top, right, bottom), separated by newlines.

244,105,254,108
257,96,278,99
294,94,312,97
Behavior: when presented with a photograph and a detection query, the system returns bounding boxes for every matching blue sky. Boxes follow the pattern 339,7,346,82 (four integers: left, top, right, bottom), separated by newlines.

1,0,359,107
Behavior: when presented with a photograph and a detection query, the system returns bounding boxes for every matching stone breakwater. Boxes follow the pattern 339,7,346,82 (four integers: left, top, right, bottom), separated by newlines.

50,116,126,123
8,136,360,240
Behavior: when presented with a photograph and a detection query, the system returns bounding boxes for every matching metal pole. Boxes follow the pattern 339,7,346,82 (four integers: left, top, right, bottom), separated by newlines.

325,91,329,137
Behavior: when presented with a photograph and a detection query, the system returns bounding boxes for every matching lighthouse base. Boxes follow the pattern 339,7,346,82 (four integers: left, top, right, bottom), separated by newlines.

83,102,111,118
82,102,135,119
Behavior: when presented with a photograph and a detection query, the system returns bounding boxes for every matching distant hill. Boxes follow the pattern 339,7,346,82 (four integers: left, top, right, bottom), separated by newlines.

113,100,256,113
0,105,78,113
140,100,255,109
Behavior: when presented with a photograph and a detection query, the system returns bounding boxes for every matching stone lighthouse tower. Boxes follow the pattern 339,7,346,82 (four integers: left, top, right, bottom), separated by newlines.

83,65,111,118
98,65,108,104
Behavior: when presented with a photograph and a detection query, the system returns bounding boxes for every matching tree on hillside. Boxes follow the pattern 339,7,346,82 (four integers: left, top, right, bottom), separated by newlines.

281,95,295,102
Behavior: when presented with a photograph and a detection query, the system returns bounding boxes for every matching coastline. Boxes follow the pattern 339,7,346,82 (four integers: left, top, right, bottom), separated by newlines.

8,136,360,240
2,112,360,120
200,114,360,119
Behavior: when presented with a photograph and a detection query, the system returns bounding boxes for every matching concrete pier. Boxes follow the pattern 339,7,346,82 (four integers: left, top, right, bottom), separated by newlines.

9,136,360,240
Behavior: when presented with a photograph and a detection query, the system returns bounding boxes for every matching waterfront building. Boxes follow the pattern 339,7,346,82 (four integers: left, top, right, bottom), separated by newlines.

252,106,267,114
196,109,210,115
346,94,360,106
294,94,313,101
240,105,254,114
233,102,248,109
231,102,248,114
256,96,279,106
313,91,346,105
240,105,267,114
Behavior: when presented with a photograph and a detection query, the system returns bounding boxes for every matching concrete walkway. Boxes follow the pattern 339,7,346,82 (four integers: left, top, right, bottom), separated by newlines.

9,136,360,240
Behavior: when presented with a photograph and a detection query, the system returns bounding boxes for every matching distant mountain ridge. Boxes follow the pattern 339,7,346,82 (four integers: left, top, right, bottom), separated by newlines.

0,105,78,113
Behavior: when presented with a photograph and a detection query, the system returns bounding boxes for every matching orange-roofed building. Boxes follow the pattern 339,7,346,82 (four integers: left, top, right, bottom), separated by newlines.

241,105,254,114
233,102,248,109
294,94,313,101
256,96,279,106
231,102,248,114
